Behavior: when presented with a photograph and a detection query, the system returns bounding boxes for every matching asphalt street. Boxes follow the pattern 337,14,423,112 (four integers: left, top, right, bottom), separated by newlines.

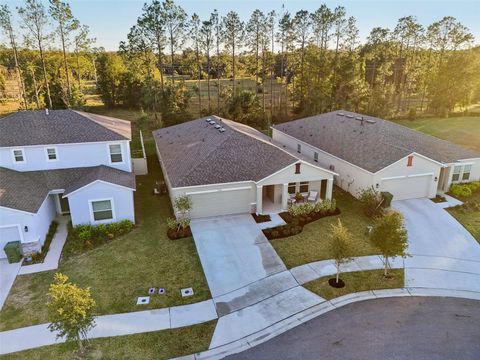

227,297,480,360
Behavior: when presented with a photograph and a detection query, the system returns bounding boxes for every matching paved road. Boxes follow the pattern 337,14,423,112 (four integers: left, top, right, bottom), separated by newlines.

228,297,480,360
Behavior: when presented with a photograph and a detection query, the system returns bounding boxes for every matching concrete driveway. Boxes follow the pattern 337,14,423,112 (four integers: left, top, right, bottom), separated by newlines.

393,198,480,292
190,214,287,298
0,259,21,310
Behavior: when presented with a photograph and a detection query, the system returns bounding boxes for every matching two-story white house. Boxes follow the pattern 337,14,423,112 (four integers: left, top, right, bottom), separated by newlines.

0,110,136,257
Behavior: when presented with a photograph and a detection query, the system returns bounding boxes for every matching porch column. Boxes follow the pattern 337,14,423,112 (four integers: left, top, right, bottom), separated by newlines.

256,185,263,214
282,183,289,210
326,178,334,200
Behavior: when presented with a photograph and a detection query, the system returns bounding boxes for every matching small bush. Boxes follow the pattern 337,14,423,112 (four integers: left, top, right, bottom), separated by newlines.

72,220,134,252
358,187,383,217
450,184,473,198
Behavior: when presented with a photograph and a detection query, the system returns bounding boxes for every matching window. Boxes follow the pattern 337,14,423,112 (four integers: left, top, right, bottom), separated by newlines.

109,144,123,163
299,181,309,193
407,155,413,167
91,200,113,221
288,182,296,194
295,163,301,174
46,147,57,161
314,152,318,162
297,144,301,153
12,149,25,162
452,165,462,182
462,165,472,181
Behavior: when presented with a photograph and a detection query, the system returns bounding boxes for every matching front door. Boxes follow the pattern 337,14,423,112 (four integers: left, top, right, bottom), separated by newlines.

58,194,70,214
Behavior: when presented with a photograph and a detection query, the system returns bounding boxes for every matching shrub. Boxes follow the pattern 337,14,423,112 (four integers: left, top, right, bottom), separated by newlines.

72,220,134,252
467,181,480,192
450,184,473,198
288,202,315,217
358,187,383,217
166,217,178,230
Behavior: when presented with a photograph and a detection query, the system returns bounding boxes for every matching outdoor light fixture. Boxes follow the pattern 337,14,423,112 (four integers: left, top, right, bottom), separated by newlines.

434,177,438,182
24,226,28,232
375,183,379,189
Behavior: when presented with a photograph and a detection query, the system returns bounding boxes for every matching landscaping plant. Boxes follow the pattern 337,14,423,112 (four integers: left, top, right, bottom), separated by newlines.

47,273,96,351
329,219,354,286
358,187,383,217
370,210,408,277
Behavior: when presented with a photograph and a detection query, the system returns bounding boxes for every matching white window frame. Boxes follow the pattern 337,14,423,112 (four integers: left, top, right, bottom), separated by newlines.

288,182,296,194
314,152,319,162
462,164,472,181
89,198,116,224
451,165,462,182
45,146,58,162
11,148,26,163
108,143,124,164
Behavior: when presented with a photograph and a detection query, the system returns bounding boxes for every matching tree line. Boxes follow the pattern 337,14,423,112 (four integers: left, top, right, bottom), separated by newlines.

1,0,479,127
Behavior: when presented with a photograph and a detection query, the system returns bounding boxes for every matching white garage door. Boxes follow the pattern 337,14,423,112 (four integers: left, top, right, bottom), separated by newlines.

189,188,252,218
0,226,21,258
381,174,433,201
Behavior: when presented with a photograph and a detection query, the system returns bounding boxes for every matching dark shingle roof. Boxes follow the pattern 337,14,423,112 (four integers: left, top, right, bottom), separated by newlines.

153,116,298,187
0,166,135,213
273,110,480,173
0,110,131,147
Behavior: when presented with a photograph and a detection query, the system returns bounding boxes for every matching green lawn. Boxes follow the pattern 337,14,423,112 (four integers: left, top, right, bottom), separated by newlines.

270,187,380,269
0,321,216,360
393,116,480,153
304,269,404,300
447,190,480,243
0,140,211,331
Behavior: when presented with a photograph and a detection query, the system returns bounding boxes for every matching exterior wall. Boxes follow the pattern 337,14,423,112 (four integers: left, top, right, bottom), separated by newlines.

272,129,372,197
0,195,56,256
374,154,442,199
0,140,132,172
445,158,480,190
67,181,135,226
256,161,334,187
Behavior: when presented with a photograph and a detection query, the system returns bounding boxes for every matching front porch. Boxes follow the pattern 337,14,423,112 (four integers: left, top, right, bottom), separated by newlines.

257,179,333,215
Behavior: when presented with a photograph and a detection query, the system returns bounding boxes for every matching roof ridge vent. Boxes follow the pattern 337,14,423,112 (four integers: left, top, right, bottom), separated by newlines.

219,127,226,133
346,114,354,118
45,108,49,115
209,120,216,125
366,119,376,124
214,124,221,129
337,112,344,116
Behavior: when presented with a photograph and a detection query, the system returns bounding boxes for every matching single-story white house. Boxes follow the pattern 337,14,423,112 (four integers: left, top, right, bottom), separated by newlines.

153,117,336,219
272,110,480,201
0,110,136,257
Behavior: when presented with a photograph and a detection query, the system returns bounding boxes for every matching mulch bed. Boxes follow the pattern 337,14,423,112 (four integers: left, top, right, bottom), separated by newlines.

167,226,193,240
252,213,271,223
328,278,345,288
263,208,341,240
430,195,447,203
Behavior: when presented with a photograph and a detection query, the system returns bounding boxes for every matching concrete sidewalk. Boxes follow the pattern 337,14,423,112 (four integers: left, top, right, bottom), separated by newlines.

18,216,69,275
0,299,217,355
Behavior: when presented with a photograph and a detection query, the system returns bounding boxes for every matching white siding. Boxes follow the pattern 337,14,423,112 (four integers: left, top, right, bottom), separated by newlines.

0,140,131,172
375,154,441,199
256,161,333,186
67,182,135,226
272,129,373,197
0,195,56,257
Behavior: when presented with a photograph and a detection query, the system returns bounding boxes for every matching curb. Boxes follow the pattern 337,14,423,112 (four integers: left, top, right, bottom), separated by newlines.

174,287,480,360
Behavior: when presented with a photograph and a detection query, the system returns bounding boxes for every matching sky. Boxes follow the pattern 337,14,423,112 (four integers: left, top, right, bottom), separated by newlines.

5,0,480,50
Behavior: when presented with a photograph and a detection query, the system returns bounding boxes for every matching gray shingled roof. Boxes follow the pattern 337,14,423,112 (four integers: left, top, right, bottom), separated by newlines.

0,110,131,147
273,111,480,173
153,116,298,187
0,166,135,213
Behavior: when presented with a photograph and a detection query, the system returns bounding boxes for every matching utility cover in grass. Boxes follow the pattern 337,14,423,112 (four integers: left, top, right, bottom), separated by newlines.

181,288,194,297
136,296,150,305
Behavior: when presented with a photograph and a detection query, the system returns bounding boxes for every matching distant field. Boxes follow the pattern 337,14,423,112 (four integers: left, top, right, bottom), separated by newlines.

393,116,480,153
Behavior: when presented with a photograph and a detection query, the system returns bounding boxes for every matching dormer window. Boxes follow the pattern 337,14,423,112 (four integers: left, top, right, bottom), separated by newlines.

109,144,123,163
12,149,25,163
45,147,58,161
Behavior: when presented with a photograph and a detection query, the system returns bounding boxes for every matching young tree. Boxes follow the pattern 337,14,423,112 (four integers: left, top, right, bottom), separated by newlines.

370,211,408,277
162,0,187,84
18,0,53,109
200,15,214,113
0,5,28,109
47,273,96,350
329,219,354,285
73,25,95,90
222,11,244,95
49,0,78,102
